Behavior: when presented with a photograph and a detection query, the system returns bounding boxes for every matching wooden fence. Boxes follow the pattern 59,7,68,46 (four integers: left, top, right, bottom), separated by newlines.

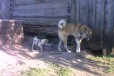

0,0,114,54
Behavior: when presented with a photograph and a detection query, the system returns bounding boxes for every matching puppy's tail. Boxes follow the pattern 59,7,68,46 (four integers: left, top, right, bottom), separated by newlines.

58,20,67,29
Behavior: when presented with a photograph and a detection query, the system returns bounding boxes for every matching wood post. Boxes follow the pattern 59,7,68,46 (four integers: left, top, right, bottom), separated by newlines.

0,0,10,19
103,0,114,55
0,20,24,44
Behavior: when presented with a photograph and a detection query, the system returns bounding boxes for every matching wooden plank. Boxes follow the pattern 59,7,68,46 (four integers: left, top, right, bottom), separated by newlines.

0,1,1,18
112,27,114,54
12,8,69,18
90,0,105,50
87,0,96,49
103,0,113,54
14,18,68,26
76,0,80,23
78,0,89,24
88,0,96,28
70,0,77,23
95,0,105,50
13,0,68,6
0,0,10,19
24,26,58,36
13,2,68,11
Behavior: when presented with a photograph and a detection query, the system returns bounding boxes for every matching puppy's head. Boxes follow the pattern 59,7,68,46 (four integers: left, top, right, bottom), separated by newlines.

58,20,67,29
44,39,48,44
33,36,38,43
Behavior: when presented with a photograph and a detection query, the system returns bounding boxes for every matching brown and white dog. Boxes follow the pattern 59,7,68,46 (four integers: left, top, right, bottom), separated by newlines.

32,36,48,51
58,20,92,53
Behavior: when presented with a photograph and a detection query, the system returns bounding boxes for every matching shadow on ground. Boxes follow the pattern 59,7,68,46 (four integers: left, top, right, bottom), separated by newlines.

0,36,108,76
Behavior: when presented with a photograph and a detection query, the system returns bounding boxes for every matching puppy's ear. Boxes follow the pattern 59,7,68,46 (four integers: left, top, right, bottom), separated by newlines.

46,39,48,43
45,39,48,44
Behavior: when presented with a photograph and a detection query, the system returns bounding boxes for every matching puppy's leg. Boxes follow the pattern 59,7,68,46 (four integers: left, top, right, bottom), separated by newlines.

36,45,39,50
38,45,43,51
63,38,71,53
75,38,81,53
32,43,35,51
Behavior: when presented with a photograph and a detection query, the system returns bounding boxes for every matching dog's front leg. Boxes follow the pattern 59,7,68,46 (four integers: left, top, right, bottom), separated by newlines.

75,38,81,53
75,38,84,53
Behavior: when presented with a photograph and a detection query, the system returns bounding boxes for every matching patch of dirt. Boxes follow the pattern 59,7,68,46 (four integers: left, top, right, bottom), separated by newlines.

0,36,113,76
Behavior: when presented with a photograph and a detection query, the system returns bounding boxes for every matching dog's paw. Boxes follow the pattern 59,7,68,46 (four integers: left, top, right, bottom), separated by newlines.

76,50,81,53
58,49,62,52
67,50,72,53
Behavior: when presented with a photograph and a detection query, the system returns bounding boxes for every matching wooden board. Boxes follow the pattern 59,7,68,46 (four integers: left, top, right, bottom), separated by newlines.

14,18,68,26
103,0,113,54
13,0,68,6
24,26,58,36
12,8,69,18
13,2,68,11
88,0,105,50
0,0,10,19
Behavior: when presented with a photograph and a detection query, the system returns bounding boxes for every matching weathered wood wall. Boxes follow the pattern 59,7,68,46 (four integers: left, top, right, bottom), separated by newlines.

70,0,114,54
10,0,70,35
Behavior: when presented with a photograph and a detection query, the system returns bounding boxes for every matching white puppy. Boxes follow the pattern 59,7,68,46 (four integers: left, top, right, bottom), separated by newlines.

32,36,48,51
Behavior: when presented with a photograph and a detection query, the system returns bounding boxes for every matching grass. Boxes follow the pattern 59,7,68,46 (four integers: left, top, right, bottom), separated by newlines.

21,63,72,76
49,63,72,76
59,67,72,76
21,68,48,76
86,54,114,74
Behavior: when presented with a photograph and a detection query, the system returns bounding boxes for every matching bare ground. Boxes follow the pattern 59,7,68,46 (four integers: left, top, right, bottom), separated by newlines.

0,36,113,76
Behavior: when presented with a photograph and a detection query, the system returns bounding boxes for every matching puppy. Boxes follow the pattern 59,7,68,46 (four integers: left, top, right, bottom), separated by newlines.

32,36,48,51
58,20,92,53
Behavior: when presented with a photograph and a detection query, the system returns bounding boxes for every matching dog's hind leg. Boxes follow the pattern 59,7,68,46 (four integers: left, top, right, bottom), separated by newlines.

58,40,62,51
63,38,71,53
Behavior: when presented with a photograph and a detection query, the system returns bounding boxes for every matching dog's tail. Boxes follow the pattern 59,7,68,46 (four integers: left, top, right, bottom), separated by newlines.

58,20,67,29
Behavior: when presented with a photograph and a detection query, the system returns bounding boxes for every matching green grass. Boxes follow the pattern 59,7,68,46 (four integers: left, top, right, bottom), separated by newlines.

21,63,72,76
108,64,114,73
59,67,72,76
49,63,72,76
21,68,48,76
86,54,114,74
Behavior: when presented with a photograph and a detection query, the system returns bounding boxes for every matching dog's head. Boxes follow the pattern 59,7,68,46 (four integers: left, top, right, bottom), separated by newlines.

81,25,92,41
58,20,67,29
85,30,92,41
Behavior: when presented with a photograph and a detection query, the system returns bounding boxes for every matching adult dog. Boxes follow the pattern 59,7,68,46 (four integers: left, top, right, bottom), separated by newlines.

58,20,92,53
